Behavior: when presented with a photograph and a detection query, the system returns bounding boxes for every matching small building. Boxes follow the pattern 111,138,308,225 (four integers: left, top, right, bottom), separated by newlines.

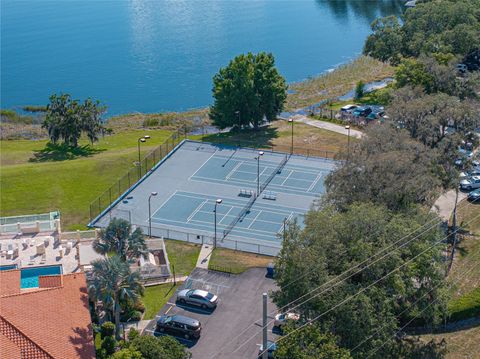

0,270,96,359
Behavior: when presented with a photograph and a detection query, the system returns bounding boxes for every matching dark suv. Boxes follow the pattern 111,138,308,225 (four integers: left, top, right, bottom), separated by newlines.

156,314,201,340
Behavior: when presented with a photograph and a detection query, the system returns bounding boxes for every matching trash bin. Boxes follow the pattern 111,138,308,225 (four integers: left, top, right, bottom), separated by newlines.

266,263,275,278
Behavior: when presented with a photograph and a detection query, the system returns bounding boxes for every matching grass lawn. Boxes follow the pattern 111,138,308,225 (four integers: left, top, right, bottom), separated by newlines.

198,119,349,154
208,247,273,274
421,325,480,359
142,283,181,320
164,239,201,276
0,129,171,229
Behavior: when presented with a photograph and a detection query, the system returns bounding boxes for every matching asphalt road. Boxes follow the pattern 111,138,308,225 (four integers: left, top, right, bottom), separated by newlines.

144,268,279,359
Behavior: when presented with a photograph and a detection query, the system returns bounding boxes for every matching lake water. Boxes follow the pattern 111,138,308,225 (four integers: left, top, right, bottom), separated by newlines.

1,1,403,116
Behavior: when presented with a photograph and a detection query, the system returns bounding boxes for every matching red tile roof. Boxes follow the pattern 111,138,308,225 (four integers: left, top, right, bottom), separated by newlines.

0,271,95,359
0,269,21,296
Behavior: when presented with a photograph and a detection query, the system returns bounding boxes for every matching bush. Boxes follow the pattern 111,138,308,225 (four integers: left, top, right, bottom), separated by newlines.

130,310,143,321
133,300,145,312
143,118,160,127
128,328,140,342
111,348,143,359
355,81,365,99
100,321,115,339
100,335,116,356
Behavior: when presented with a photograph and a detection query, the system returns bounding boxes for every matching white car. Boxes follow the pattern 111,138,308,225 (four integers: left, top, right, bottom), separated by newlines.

460,169,480,179
460,176,480,191
274,312,300,328
340,104,357,113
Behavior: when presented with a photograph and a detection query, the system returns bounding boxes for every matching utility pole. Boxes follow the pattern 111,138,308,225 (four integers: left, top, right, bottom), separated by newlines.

262,292,268,359
449,186,459,272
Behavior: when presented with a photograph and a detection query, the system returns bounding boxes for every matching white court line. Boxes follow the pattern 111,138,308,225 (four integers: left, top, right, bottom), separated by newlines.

281,169,294,186
187,199,208,222
308,172,323,192
248,210,263,229
173,191,310,212
188,150,218,181
149,190,178,222
218,206,234,224
226,161,243,180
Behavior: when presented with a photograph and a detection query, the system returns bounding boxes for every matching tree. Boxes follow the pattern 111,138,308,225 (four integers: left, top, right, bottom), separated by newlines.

93,218,147,261
324,124,441,211
210,52,287,130
110,348,143,359
395,59,435,93
42,93,106,147
354,81,365,100
274,325,352,359
363,16,403,64
88,256,144,339
130,335,191,359
273,203,448,358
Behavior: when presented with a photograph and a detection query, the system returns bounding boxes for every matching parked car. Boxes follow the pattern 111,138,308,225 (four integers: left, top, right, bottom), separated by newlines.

468,188,480,202
352,106,372,117
366,111,385,121
340,104,357,113
258,340,277,359
460,176,480,191
156,314,201,340
274,312,300,328
460,168,480,179
176,289,218,309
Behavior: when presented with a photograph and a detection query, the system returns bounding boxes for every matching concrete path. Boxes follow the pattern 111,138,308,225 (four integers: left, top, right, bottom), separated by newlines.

291,115,364,139
196,244,213,269
431,189,467,222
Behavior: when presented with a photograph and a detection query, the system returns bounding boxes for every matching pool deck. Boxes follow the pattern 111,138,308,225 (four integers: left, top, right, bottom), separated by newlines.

0,231,79,274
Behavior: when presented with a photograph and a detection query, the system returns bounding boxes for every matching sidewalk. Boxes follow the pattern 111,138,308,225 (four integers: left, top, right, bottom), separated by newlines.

196,243,213,269
291,115,364,139
430,189,467,222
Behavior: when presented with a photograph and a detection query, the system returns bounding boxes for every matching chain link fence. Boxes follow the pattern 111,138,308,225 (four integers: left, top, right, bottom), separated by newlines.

89,128,186,223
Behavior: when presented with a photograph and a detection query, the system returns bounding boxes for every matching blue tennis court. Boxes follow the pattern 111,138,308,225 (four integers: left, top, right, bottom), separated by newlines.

95,140,337,255
151,191,304,242
190,153,327,196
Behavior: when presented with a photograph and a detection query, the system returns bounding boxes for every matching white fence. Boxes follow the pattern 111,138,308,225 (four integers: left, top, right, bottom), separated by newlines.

0,219,59,234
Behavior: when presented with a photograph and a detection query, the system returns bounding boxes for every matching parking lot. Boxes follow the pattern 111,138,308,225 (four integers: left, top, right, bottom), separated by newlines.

144,268,280,359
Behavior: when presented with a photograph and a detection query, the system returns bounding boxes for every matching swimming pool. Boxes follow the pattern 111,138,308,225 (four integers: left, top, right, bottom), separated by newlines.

20,265,62,288
0,264,18,271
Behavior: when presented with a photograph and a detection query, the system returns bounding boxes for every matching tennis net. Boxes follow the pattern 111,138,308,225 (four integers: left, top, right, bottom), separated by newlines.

222,193,257,239
259,154,288,193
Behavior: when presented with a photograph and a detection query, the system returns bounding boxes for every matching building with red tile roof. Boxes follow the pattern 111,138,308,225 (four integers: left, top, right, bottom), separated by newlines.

0,270,95,359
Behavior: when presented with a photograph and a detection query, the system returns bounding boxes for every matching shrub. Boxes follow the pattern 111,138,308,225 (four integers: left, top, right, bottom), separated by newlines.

128,328,140,342
355,81,365,99
143,118,160,127
100,335,116,356
100,321,115,339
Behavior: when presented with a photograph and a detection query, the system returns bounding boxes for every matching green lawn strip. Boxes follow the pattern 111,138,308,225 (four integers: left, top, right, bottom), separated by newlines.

208,247,273,274
142,283,181,320
0,129,171,229
164,240,201,276
448,287,480,322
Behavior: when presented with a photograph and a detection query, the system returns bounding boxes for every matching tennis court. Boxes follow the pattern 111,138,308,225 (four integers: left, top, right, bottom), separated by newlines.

92,140,337,255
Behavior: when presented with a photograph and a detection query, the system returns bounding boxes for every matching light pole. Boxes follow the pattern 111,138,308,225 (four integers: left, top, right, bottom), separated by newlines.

137,135,150,177
235,110,240,130
148,192,158,238
255,151,264,195
214,198,222,248
345,125,351,161
288,118,294,154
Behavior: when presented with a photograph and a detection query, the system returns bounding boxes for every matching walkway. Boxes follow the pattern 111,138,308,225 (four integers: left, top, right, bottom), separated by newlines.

431,189,467,222
291,115,364,139
196,243,213,269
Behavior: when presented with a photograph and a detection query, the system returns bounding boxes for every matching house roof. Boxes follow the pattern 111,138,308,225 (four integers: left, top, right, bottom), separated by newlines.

0,271,96,359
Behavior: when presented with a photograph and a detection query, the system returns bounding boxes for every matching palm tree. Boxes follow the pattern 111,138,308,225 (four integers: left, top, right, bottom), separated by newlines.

93,218,147,261
88,255,144,339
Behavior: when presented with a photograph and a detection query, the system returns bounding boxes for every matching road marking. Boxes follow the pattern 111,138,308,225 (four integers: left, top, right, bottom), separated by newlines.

281,169,294,186
189,151,218,180
248,210,263,229
226,161,243,180
308,172,323,192
187,199,208,222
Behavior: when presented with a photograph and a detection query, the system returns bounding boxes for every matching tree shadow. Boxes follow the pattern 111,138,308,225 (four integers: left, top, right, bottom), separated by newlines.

29,142,105,162
201,125,279,150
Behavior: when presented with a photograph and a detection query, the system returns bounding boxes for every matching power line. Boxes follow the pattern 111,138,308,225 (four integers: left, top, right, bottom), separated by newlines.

257,210,480,358
350,250,480,356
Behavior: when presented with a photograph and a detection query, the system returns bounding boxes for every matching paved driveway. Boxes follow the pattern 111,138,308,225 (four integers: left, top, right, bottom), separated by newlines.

144,268,279,359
